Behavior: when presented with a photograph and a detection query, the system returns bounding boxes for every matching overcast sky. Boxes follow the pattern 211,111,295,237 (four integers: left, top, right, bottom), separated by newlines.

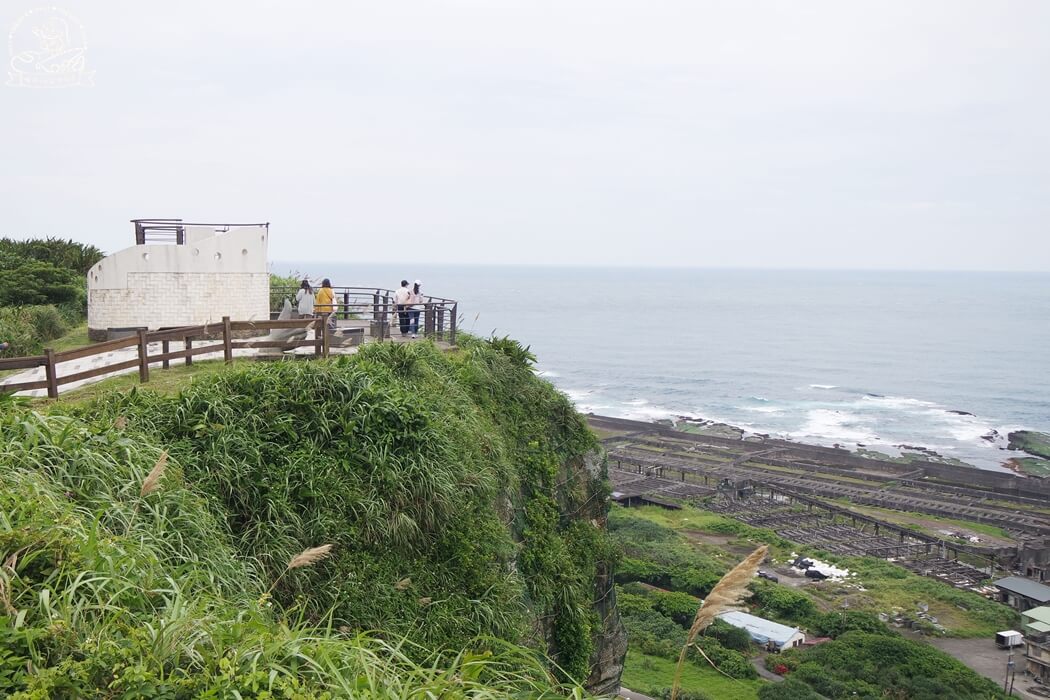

3,1,1048,270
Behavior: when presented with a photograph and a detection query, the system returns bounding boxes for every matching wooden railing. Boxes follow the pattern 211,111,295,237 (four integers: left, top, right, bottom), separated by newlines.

0,316,333,399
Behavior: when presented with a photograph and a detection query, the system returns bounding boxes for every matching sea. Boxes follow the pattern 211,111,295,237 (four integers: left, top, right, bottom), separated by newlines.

277,264,1050,472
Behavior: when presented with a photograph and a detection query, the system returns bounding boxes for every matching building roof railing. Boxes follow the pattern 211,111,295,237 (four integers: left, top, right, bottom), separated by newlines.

130,219,269,245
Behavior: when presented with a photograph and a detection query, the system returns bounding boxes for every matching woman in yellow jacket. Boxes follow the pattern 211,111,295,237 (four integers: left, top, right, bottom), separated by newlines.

316,278,337,330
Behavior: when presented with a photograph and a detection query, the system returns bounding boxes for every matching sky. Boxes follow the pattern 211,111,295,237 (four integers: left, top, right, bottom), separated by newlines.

2,1,1049,270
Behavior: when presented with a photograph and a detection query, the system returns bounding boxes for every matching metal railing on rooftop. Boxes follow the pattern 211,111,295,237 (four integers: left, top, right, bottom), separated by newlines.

131,218,269,245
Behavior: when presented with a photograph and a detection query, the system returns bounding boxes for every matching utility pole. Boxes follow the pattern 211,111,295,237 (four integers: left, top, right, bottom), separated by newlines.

1004,653,1014,694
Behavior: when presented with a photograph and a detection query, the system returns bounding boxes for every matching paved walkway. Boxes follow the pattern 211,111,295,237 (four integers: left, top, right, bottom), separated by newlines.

751,653,785,682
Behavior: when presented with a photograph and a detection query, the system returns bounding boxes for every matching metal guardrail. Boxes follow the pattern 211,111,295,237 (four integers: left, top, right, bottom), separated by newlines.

270,286,458,344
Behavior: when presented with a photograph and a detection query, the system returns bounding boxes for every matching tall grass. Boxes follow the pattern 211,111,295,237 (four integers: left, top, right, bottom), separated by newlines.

1,336,613,696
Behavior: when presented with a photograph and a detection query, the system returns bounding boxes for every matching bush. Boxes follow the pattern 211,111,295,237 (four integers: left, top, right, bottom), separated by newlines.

0,260,83,308
779,630,1009,699
757,677,823,700
0,305,68,356
808,610,893,638
705,618,753,652
750,581,817,622
0,236,103,274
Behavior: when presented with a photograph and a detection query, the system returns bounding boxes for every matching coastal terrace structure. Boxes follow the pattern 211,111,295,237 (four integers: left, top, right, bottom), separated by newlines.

590,414,1050,591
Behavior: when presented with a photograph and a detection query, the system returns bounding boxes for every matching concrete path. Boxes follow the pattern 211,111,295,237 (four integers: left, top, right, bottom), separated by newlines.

917,635,1039,698
751,654,785,682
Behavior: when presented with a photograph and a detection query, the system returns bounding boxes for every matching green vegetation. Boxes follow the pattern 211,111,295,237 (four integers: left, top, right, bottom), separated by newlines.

0,237,103,357
0,337,612,696
611,503,1015,699
622,651,763,700
1009,457,1050,478
1009,430,1050,460
770,630,1007,699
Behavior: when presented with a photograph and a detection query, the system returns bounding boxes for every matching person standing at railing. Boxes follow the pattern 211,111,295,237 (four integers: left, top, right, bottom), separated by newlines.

408,280,424,339
316,278,337,331
394,279,412,336
295,279,315,318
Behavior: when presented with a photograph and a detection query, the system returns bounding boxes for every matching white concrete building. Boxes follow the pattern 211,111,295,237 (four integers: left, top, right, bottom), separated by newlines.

87,220,270,339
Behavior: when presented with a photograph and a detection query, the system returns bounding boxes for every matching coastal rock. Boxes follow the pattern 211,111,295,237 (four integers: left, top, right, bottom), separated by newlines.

947,410,976,417
1008,430,1050,459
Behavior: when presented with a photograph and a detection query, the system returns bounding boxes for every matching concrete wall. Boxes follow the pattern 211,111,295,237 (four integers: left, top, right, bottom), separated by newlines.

87,225,269,337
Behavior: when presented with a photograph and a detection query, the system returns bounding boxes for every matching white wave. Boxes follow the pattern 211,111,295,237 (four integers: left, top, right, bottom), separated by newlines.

534,368,560,378
861,394,936,409
789,408,878,443
562,388,594,403
809,384,838,390
743,406,783,414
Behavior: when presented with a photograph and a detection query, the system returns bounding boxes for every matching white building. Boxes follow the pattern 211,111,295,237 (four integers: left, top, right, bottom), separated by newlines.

718,610,806,651
87,220,270,339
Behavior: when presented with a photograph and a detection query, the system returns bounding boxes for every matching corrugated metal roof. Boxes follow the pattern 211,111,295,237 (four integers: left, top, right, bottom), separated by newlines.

1022,606,1050,625
994,577,1050,602
718,611,801,646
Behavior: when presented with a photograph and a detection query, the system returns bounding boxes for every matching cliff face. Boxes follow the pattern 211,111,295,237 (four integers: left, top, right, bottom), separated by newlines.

10,336,624,694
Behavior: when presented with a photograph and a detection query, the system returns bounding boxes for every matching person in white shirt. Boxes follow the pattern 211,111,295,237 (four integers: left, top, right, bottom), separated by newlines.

295,279,314,318
393,279,412,336
408,280,424,338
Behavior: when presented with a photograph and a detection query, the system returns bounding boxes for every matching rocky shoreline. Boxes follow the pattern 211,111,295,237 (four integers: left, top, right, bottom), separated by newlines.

656,415,1050,477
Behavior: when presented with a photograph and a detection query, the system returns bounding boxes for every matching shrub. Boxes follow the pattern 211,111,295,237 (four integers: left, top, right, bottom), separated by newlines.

0,236,103,274
750,581,817,622
704,618,753,652
0,305,68,356
757,677,823,699
0,260,83,308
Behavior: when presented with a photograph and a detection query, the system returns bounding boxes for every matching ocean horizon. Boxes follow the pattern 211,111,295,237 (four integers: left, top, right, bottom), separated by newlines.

276,263,1050,472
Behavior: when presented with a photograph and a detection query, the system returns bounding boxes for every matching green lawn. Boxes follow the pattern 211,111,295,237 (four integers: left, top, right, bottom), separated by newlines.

621,651,764,700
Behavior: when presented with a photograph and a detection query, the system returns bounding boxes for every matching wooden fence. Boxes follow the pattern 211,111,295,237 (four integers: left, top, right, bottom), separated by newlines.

0,316,334,399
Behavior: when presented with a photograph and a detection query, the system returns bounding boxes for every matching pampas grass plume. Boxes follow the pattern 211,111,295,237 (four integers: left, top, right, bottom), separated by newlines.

670,544,768,700
140,451,168,497
288,544,333,569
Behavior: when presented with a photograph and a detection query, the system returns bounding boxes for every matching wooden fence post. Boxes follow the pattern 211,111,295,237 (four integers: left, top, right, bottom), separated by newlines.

185,335,193,366
137,329,150,383
343,291,350,320
321,316,330,358
44,348,59,399
314,318,323,357
222,317,233,364
162,339,170,369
